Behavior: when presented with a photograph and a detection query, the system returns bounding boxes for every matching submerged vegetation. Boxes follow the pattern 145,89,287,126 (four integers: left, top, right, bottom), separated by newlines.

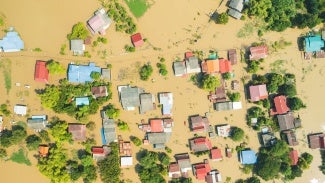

124,0,150,18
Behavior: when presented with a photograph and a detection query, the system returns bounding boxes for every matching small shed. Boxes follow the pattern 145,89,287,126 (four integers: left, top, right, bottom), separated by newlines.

120,156,133,168
70,39,85,55
228,49,237,65
14,105,27,116
131,33,144,47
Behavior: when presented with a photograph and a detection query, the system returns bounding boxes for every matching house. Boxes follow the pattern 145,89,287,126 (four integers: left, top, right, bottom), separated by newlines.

277,112,295,131
173,61,187,77
70,39,85,55
214,102,233,111
261,132,277,147
216,124,231,137
175,153,192,178
131,33,144,47
232,102,242,110
308,133,325,149
118,85,144,111
140,93,155,114
169,163,181,178
206,170,222,183
190,115,210,132
101,68,111,81
119,140,132,156
289,150,299,166
91,86,108,98
14,105,27,116
75,97,90,106
159,92,173,116
228,9,242,19
0,31,24,52
68,62,101,83
185,51,194,59
150,119,164,133
249,84,268,102
228,49,237,65
87,8,112,35
147,132,171,145
283,130,299,146
249,45,268,60
229,0,244,12
102,118,117,144
208,86,227,103
190,137,212,153
34,61,49,83
163,118,174,132
240,150,257,164
201,59,219,74
27,116,48,131
68,124,86,141
39,145,49,157
193,160,211,180
185,56,201,74
210,148,222,161
120,156,133,168
304,35,325,52
271,96,290,115
91,146,111,161
219,58,232,74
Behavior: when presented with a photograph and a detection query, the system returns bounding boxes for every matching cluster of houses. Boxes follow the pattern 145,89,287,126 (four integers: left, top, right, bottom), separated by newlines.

303,32,325,60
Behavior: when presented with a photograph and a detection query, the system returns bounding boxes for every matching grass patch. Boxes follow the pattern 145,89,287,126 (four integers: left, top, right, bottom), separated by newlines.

0,17,3,26
269,60,287,74
32,48,42,52
0,59,12,94
60,44,66,55
124,0,149,18
10,148,31,166
237,22,254,38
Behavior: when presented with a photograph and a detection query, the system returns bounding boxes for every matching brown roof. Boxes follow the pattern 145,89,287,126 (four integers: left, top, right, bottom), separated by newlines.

68,124,86,141
190,137,212,152
119,141,132,156
91,86,108,98
277,112,295,131
169,163,181,178
190,116,210,132
228,49,237,65
308,133,325,149
249,45,268,60
283,130,299,146
39,145,49,157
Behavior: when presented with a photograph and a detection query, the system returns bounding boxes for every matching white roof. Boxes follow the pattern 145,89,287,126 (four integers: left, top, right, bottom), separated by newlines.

232,102,242,110
217,124,231,137
14,105,27,115
121,156,133,167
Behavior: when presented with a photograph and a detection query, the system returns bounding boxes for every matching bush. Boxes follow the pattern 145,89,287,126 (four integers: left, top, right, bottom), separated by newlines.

230,127,244,141
0,148,7,158
280,84,297,97
124,45,135,52
90,71,101,80
216,12,229,24
39,130,51,143
67,22,89,40
139,64,153,81
86,121,96,131
130,136,142,146
46,60,65,74
157,63,168,76
104,104,120,119
227,92,241,102
25,134,42,151
117,120,129,131
0,104,11,116
201,74,221,91
222,72,232,80
287,97,306,111
165,146,172,153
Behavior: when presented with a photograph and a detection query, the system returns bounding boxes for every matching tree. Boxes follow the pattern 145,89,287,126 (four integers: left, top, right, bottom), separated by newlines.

0,130,12,147
49,118,72,144
256,154,282,180
0,148,7,158
130,136,142,146
83,165,97,183
117,120,129,131
67,22,89,40
90,72,101,80
158,152,170,166
227,92,241,102
230,127,244,141
287,97,306,110
11,125,27,145
246,177,261,183
0,104,11,116
280,84,297,97
301,152,313,164
216,12,229,24
201,74,221,91
46,60,65,74
267,73,284,93
39,130,51,142
246,60,260,73
247,0,272,19
86,121,96,131
266,0,296,32
67,160,83,181
222,72,232,80
25,134,42,150
40,85,60,108
81,155,94,167
139,64,153,81
104,104,120,119
82,138,97,153
97,143,120,183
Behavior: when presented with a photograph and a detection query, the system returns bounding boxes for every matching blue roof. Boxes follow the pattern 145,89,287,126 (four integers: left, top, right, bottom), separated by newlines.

75,97,90,106
68,62,101,83
0,31,24,52
305,36,324,52
101,128,107,145
240,150,257,164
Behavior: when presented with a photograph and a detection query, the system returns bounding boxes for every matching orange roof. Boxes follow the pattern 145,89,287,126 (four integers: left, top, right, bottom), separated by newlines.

250,45,268,60
202,60,219,74
150,119,164,132
39,145,49,157
211,148,222,160
195,163,211,180
219,58,232,73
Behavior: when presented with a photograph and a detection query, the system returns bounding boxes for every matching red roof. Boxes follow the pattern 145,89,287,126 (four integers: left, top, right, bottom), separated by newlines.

218,58,232,73
194,137,212,149
185,52,193,59
289,150,299,165
195,163,211,180
249,45,268,60
131,33,144,47
34,60,49,83
274,96,290,115
92,147,104,154
211,148,222,160
150,119,163,132
249,84,268,102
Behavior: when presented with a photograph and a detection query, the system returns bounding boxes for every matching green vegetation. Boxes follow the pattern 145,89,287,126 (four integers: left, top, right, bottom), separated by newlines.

48,117,72,144
86,121,96,131
0,148,7,158
39,130,51,143
82,138,97,153
237,22,255,38
60,44,66,55
67,22,89,40
84,51,92,58
216,12,229,24
222,72,232,80
10,148,31,166
246,59,263,74
227,92,241,102
90,71,101,80
246,106,276,131
165,146,172,153
320,150,325,175
137,149,169,182
39,80,112,120
0,59,12,94
33,48,42,52
117,120,129,131
0,103,11,116
280,84,297,97
0,125,27,147
240,165,254,174
156,63,168,76
97,37,108,44
130,136,142,146
139,63,153,81
0,17,3,26
46,60,65,74
266,73,284,93
201,74,221,91
236,177,261,183
103,0,137,34
230,127,245,141
25,134,42,150
124,0,149,18
104,104,120,119
124,44,136,52
170,178,193,183
287,97,306,111
194,150,210,157
98,143,121,183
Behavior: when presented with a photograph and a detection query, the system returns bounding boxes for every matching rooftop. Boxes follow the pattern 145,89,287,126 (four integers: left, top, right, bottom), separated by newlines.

131,33,144,47
240,150,257,165
190,115,210,132
305,35,324,52
91,86,108,98
277,112,295,131
87,8,112,35
249,84,268,102
190,137,212,152
150,119,164,133
102,118,117,144
272,95,290,115
218,58,232,73
201,59,219,74
68,62,101,83
185,56,201,74
0,31,24,52
139,93,155,114
289,150,299,166
34,60,49,83
118,85,144,110
159,92,173,116
249,45,268,60
75,97,90,106
68,124,86,141
173,61,187,76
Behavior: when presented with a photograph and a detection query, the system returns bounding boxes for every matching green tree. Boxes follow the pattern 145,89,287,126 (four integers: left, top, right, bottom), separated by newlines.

86,121,96,131
39,130,51,143
301,152,313,164
280,84,297,97
67,22,89,40
247,0,272,19
40,85,61,108
130,136,142,146
46,60,65,74
222,72,232,80
256,154,282,180
246,60,260,73
201,74,221,91
0,104,11,116
25,134,42,150
266,0,296,32
49,118,72,143
287,97,306,110
97,143,120,183
117,120,129,131
246,176,261,183
139,64,153,81
104,104,120,119
216,12,229,24
83,165,97,183
267,73,284,93
67,160,83,181
230,127,244,141
0,148,7,158
227,92,241,102
81,155,94,167
90,72,101,80
0,130,12,147
11,125,27,145
158,152,170,166
82,138,97,153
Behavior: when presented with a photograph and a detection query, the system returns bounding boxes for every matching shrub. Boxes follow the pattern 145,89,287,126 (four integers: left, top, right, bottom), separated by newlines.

25,134,42,151
67,22,89,40
216,12,229,24
227,92,241,102
104,104,120,119
124,45,135,52
139,64,153,81
222,72,232,80
201,74,221,91
130,136,142,146
287,97,306,111
230,127,244,141
117,120,129,131
90,71,101,80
